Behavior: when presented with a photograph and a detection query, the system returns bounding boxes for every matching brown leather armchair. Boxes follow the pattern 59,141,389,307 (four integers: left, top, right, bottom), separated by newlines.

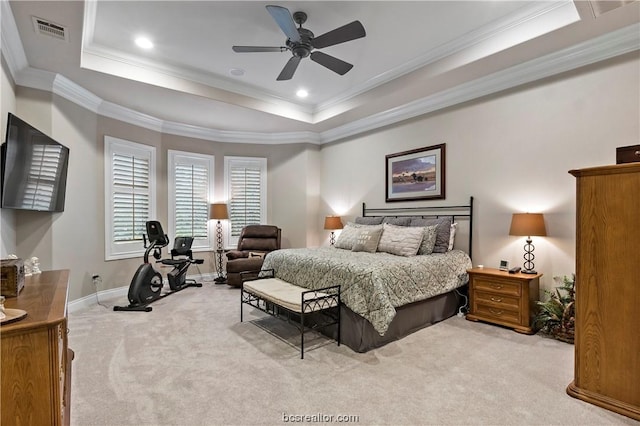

225,225,281,287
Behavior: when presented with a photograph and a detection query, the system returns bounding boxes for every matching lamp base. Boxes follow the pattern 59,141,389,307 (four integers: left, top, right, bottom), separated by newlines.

214,276,227,284
521,269,538,275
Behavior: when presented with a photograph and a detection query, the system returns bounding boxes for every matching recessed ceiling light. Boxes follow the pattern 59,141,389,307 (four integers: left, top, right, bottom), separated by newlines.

135,36,153,49
229,68,245,77
296,89,308,98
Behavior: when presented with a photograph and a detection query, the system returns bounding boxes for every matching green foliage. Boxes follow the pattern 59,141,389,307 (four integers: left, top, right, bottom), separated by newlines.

534,274,575,343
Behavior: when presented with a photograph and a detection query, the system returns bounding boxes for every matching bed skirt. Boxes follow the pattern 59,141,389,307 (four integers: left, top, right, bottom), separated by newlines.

319,287,463,353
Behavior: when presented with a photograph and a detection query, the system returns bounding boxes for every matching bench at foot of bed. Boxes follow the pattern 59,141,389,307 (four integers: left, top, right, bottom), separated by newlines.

240,270,341,359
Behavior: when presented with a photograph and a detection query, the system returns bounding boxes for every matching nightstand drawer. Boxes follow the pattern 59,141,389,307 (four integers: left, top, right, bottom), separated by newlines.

473,277,521,296
475,290,520,310
475,303,520,324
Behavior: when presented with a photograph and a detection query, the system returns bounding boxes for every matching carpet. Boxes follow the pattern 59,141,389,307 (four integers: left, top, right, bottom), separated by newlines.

68,280,634,425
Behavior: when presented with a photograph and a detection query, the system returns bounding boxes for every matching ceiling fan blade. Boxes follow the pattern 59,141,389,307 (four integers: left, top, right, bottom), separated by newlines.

310,51,353,75
266,5,301,43
277,56,302,81
312,21,366,49
232,46,286,53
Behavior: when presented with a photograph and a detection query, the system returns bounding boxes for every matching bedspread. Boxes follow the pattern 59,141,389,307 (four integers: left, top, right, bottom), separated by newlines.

260,247,472,335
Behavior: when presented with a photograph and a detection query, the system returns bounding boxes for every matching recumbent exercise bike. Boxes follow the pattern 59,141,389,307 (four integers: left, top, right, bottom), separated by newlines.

114,221,204,312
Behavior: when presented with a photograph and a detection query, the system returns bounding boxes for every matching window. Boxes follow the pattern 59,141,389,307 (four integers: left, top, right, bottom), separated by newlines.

224,156,267,248
104,136,156,260
168,150,214,251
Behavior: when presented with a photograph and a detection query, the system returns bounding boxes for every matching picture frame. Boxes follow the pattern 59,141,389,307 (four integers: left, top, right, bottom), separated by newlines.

385,143,446,202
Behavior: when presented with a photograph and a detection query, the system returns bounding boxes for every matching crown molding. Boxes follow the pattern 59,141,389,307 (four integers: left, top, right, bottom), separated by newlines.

314,0,577,114
52,74,102,112
1,0,28,77
4,1,638,147
319,23,640,143
98,100,164,133
161,121,321,145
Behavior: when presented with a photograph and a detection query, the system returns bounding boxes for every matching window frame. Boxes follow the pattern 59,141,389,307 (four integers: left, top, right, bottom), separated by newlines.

224,156,267,249
167,150,215,252
104,136,156,261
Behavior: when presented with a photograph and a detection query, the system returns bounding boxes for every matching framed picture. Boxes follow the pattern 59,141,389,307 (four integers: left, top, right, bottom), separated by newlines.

385,143,446,202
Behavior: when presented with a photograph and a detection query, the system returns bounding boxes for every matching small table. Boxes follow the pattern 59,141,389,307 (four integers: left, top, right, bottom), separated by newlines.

466,267,541,334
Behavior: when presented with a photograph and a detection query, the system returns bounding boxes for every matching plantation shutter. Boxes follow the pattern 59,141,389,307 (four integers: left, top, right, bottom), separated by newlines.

104,136,156,260
112,153,150,242
229,165,263,237
225,157,267,247
174,162,209,238
22,144,63,210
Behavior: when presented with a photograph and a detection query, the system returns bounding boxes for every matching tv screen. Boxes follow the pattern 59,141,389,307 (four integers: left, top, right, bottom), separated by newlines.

1,113,69,212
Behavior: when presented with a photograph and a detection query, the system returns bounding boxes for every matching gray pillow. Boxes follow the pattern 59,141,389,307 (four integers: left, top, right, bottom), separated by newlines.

352,227,384,253
377,223,424,256
335,223,380,250
382,216,411,226
355,216,383,225
417,225,438,255
410,216,453,253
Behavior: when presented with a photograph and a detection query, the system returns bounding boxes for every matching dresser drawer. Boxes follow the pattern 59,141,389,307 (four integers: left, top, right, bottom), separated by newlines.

475,303,521,324
475,290,520,310
473,277,521,296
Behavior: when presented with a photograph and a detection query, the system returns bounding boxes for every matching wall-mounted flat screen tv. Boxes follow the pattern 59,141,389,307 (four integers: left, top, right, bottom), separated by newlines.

1,113,69,212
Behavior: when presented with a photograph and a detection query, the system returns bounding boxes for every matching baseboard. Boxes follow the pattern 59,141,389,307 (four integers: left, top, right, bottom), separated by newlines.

68,273,218,314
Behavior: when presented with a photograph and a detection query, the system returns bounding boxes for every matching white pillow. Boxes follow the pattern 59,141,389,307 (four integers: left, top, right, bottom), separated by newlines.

448,223,458,251
377,223,424,257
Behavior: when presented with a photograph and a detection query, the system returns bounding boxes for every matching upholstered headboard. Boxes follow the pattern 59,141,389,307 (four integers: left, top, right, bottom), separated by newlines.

360,196,474,259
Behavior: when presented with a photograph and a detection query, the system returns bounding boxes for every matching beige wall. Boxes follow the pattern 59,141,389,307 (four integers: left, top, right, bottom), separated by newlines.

1,57,17,257
2,53,638,301
319,53,640,294
3,88,322,301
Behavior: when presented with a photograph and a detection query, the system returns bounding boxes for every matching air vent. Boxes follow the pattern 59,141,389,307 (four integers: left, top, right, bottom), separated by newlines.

32,16,68,42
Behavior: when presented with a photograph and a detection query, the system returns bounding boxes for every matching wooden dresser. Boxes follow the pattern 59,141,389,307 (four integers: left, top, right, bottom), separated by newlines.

1,270,72,426
567,164,639,420
466,267,541,334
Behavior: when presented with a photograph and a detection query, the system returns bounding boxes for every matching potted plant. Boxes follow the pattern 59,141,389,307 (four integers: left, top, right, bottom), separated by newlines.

534,274,575,344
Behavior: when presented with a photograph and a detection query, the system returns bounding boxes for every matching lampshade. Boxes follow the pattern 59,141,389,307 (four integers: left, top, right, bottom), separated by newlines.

324,216,343,230
210,203,229,220
509,213,547,237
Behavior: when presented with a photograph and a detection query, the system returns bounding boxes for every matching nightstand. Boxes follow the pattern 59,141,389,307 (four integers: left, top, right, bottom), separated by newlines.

466,267,541,334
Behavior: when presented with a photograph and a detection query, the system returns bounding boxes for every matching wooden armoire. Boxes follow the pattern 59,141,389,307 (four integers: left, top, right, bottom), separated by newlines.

567,163,639,420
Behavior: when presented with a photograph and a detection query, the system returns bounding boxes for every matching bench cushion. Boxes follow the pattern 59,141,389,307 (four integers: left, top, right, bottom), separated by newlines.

243,278,337,313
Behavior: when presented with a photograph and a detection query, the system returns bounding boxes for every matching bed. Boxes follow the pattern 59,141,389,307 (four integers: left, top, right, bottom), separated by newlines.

260,197,474,352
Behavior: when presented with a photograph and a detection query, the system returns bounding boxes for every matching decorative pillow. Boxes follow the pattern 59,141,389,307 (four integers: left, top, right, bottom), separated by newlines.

355,216,383,225
382,216,411,226
352,226,384,253
448,223,458,251
377,223,424,257
335,223,379,250
417,225,438,255
409,216,453,253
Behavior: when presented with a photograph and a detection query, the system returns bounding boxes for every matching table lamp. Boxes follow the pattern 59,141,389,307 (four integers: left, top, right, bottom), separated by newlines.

509,213,547,274
324,216,343,246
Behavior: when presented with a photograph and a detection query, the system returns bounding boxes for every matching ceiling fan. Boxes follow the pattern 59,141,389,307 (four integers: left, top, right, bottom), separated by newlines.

232,5,366,81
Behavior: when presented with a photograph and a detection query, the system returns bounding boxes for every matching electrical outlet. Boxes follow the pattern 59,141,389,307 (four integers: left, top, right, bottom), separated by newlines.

92,274,102,286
